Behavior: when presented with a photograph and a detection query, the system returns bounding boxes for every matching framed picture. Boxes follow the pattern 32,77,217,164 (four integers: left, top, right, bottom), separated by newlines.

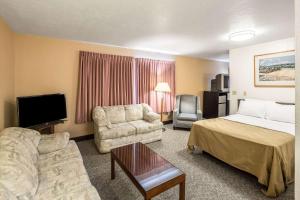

254,50,295,87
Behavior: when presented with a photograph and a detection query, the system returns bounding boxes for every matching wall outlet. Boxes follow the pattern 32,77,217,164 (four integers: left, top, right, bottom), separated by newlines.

232,91,237,95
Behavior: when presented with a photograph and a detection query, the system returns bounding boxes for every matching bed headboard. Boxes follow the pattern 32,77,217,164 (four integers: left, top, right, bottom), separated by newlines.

275,102,295,105
237,99,245,108
237,99,295,108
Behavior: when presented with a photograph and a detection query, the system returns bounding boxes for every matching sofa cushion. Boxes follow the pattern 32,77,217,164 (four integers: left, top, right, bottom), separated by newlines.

100,123,136,140
35,184,100,200
103,106,126,124
129,120,163,134
180,95,197,114
38,141,83,168
125,104,143,121
0,130,39,197
177,113,198,121
37,159,91,199
36,141,100,200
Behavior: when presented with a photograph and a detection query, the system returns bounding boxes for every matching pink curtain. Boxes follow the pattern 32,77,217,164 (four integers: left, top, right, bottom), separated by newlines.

76,51,134,123
135,58,176,113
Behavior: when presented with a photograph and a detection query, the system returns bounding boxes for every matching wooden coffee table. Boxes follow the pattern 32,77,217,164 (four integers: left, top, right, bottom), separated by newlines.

111,142,186,200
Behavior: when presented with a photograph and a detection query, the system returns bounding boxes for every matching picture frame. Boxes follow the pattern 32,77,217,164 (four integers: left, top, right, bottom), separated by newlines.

254,50,295,87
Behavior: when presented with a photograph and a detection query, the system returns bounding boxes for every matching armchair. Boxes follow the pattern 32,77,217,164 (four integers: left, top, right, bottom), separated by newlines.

173,95,202,129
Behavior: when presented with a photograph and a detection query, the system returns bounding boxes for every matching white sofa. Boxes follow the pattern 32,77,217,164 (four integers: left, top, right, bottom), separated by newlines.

0,127,100,200
93,103,163,153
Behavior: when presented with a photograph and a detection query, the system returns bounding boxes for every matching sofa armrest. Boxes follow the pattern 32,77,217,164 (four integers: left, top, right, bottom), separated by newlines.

94,125,108,138
173,108,179,122
173,108,179,115
142,103,153,113
38,132,70,154
197,109,202,120
144,112,160,122
93,107,112,128
142,103,160,122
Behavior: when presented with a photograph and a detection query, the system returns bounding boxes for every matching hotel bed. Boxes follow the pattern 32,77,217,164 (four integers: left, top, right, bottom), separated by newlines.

187,99,295,197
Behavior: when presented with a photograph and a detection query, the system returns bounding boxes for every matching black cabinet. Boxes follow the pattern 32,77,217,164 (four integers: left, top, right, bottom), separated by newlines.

203,91,229,119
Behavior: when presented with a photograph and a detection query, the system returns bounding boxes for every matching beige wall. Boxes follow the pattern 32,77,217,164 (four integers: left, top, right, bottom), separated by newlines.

229,38,295,114
295,0,299,198
0,18,15,130
12,34,228,138
176,56,229,109
14,34,138,138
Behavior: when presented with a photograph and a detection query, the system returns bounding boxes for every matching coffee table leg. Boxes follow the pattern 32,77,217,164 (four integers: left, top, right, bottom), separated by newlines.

144,195,151,200
179,180,185,200
111,154,115,180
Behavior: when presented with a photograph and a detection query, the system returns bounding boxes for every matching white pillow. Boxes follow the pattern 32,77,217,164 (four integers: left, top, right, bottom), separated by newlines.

266,102,295,123
238,99,266,118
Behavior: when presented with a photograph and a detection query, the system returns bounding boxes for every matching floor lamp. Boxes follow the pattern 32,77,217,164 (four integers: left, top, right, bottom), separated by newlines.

155,82,171,122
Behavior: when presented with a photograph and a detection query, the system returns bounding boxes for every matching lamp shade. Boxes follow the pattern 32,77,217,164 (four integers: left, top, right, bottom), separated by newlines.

155,82,171,93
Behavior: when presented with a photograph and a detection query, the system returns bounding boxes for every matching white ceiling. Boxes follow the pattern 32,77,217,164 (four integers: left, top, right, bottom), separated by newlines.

0,0,294,62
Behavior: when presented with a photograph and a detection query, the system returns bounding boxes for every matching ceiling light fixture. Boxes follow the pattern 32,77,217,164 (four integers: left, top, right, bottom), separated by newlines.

229,30,256,41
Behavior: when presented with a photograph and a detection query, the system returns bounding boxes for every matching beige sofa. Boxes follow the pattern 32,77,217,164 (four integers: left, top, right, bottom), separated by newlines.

0,127,100,200
93,103,163,153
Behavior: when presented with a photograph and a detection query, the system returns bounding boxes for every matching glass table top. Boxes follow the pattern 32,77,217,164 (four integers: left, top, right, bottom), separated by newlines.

111,142,184,191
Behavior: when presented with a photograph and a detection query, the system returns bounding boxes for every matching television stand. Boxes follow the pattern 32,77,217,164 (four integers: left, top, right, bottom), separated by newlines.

29,120,65,134
203,91,229,119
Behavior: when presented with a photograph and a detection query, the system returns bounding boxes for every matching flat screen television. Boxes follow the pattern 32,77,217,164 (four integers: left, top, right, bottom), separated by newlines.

17,94,67,127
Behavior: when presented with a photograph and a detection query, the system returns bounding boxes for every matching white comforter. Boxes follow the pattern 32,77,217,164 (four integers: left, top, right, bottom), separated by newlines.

222,114,295,136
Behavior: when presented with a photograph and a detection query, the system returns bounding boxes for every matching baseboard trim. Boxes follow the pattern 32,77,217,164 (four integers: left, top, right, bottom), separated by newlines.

163,120,173,125
72,134,94,142
173,127,191,131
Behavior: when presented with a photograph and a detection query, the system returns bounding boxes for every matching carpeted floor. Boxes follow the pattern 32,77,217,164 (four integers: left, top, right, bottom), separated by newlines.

77,125,294,200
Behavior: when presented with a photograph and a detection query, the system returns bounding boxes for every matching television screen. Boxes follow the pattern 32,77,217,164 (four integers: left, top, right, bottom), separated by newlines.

216,74,229,92
224,75,229,88
17,94,67,127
